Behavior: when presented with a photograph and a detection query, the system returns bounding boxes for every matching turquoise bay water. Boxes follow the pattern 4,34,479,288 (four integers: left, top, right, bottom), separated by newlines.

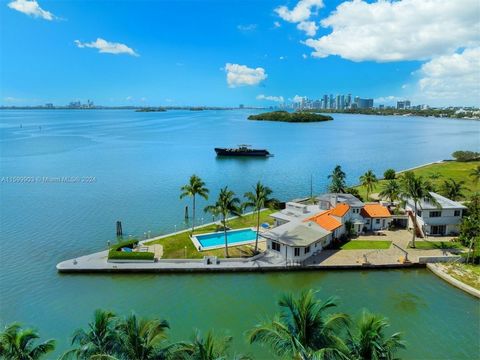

196,228,257,248
0,110,479,359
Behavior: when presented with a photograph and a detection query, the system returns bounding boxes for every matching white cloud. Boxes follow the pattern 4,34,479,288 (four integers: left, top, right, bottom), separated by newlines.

304,0,480,62
374,96,403,104
275,0,324,23
7,0,55,20
302,53,308,59
256,94,284,102
417,47,480,104
273,21,281,28
126,96,133,101
237,24,257,32
279,56,285,60
3,96,24,102
292,95,305,103
74,38,139,57
275,0,323,36
296,21,318,36
225,63,267,88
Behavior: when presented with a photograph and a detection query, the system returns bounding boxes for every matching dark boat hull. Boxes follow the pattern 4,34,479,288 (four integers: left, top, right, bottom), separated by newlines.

215,148,270,157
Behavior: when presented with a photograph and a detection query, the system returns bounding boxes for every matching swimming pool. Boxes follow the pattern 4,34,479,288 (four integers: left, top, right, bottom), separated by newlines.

193,228,258,250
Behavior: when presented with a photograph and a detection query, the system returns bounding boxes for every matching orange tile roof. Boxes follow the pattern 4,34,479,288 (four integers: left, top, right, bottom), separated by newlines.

330,203,350,217
362,204,391,218
305,210,342,231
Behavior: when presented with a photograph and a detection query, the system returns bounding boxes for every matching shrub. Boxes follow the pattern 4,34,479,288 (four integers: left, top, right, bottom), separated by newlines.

452,150,480,162
108,251,154,261
108,239,154,261
383,168,396,180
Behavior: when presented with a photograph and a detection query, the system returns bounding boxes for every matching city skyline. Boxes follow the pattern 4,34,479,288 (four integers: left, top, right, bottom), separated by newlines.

1,0,479,107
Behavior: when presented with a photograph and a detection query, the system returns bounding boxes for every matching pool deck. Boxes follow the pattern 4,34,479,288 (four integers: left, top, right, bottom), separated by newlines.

191,227,257,251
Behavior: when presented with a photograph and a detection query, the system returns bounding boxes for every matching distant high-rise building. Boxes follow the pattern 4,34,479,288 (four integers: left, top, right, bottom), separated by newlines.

346,94,352,108
45,103,54,108
340,95,345,110
329,94,334,109
335,95,341,110
322,95,328,109
397,100,411,110
355,97,374,109
68,101,81,108
239,104,244,109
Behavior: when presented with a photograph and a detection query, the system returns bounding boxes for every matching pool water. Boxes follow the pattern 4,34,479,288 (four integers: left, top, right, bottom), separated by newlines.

196,228,257,249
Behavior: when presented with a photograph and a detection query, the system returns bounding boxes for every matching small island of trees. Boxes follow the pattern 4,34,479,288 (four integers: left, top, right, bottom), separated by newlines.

248,111,333,122
135,107,167,112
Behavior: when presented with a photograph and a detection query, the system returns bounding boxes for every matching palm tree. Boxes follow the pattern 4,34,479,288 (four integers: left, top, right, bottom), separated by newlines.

172,330,245,360
61,309,119,360
244,182,277,253
248,289,350,359
440,179,466,201
378,179,400,203
347,311,405,360
0,323,55,360
204,187,242,258
359,170,378,201
180,175,209,235
400,172,439,248
470,165,480,185
117,313,174,360
328,165,347,193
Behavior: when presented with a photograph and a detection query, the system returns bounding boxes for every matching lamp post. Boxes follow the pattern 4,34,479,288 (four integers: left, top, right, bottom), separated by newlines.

184,246,187,259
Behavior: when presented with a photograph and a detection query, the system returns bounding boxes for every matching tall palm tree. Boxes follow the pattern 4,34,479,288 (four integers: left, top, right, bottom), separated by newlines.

0,323,55,360
61,309,119,360
328,165,347,193
400,172,439,248
204,187,242,258
248,289,350,359
359,170,378,201
470,165,480,185
440,179,466,201
180,175,209,235
117,313,174,360
244,182,277,253
347,311,405,360
378,179,400,203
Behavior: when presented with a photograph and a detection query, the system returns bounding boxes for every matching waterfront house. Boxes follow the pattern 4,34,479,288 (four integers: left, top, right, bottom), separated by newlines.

361,203,393,231
405,192,466,236
261,221,331,262
264,193,392,262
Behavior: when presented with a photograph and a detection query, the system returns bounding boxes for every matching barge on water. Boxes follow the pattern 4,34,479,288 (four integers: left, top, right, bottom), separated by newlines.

214,145,271,157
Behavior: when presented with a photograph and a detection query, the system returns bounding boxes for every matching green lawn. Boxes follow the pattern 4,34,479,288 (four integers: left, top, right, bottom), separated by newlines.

409,241,466,250
146,209,276,259
340,240,392,250
355,160,479,201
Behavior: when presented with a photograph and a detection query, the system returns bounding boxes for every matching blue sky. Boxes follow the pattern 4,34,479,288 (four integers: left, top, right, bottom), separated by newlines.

1,0,479,107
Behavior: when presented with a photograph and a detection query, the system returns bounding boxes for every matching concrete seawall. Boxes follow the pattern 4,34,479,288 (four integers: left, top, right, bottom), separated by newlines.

427,263,480,299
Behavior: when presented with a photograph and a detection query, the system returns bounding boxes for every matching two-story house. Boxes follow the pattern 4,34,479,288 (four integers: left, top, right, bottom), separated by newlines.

405,192,466,236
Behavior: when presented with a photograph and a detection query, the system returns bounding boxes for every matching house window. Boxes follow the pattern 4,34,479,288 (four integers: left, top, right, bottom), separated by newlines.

430,211,442,217
294,248,300,257
454,210,461,216
376,219,380,224
417,210,422,217
305,246,310,254
272,241,281,252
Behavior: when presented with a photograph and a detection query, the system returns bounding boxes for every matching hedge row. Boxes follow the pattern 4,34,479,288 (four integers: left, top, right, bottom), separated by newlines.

108,239,154,261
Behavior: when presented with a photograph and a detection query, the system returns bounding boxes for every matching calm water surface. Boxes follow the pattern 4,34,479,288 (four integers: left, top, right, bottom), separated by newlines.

1,110,479,359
